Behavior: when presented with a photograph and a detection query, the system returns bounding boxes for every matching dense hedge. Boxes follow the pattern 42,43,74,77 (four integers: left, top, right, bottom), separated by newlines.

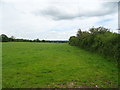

69,27,120,63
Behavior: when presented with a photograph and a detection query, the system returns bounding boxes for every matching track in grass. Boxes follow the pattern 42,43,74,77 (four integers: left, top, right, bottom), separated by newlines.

2,42,118,88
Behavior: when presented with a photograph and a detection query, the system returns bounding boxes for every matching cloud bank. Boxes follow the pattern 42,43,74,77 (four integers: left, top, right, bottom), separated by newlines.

34,2,117,20
0,0,118,40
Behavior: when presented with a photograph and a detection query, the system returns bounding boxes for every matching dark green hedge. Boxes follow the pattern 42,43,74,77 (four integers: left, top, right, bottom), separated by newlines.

69,27,120,63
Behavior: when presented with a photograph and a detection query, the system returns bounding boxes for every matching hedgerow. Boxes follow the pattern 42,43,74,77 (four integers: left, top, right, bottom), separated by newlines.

69,27,120,63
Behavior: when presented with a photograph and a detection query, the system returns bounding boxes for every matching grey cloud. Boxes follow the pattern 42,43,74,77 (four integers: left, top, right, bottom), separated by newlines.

33,2,118,20
87,2,118,16
91,0,119,1
34,7,78,20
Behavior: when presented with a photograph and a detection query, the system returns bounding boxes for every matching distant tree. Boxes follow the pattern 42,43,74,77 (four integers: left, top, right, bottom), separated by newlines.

36,38,40,42
9,36,15,42
42,40,45,42
0,34,9,42
33,38,40,42
11,36,15,39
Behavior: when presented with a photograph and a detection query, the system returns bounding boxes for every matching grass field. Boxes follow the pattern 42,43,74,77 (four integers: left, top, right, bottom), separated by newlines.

2,42,118,88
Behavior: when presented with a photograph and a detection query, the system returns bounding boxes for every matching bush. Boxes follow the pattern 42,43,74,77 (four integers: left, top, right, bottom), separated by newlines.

69,27,120,62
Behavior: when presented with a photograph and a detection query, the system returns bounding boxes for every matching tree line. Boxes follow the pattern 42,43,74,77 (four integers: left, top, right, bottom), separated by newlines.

0,34,68,43
69,27,120,63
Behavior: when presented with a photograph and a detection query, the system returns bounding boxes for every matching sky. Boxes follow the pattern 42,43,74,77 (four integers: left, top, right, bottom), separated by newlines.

0,0,119,40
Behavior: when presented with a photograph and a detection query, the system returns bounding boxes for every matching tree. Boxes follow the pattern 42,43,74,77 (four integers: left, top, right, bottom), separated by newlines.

9,36,15,42
36,39,40,42
77,29,90,39
0,34,9,42
42,40,45,42
69,36,79,46
89,27,110,34
77,29,82,39
33,38,40,42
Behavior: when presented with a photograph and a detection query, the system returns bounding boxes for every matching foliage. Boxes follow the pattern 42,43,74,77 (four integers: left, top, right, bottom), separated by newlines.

69,36,79,46
69,27,120,62
89,27,110,34
0,34,9,42
0,34,68,43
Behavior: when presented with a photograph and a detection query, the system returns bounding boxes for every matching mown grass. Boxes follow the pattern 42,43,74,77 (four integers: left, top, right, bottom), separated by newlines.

2,42,118,88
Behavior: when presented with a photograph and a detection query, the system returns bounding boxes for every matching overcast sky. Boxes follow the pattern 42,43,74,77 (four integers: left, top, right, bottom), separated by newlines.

0,0,119,40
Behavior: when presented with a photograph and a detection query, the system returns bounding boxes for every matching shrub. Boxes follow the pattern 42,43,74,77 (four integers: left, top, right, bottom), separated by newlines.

69,27,120,62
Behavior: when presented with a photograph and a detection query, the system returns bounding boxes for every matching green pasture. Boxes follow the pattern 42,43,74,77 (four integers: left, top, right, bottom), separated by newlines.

2,42,118,88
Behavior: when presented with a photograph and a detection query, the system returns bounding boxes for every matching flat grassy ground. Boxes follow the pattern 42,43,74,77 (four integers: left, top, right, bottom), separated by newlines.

2,42,118,88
